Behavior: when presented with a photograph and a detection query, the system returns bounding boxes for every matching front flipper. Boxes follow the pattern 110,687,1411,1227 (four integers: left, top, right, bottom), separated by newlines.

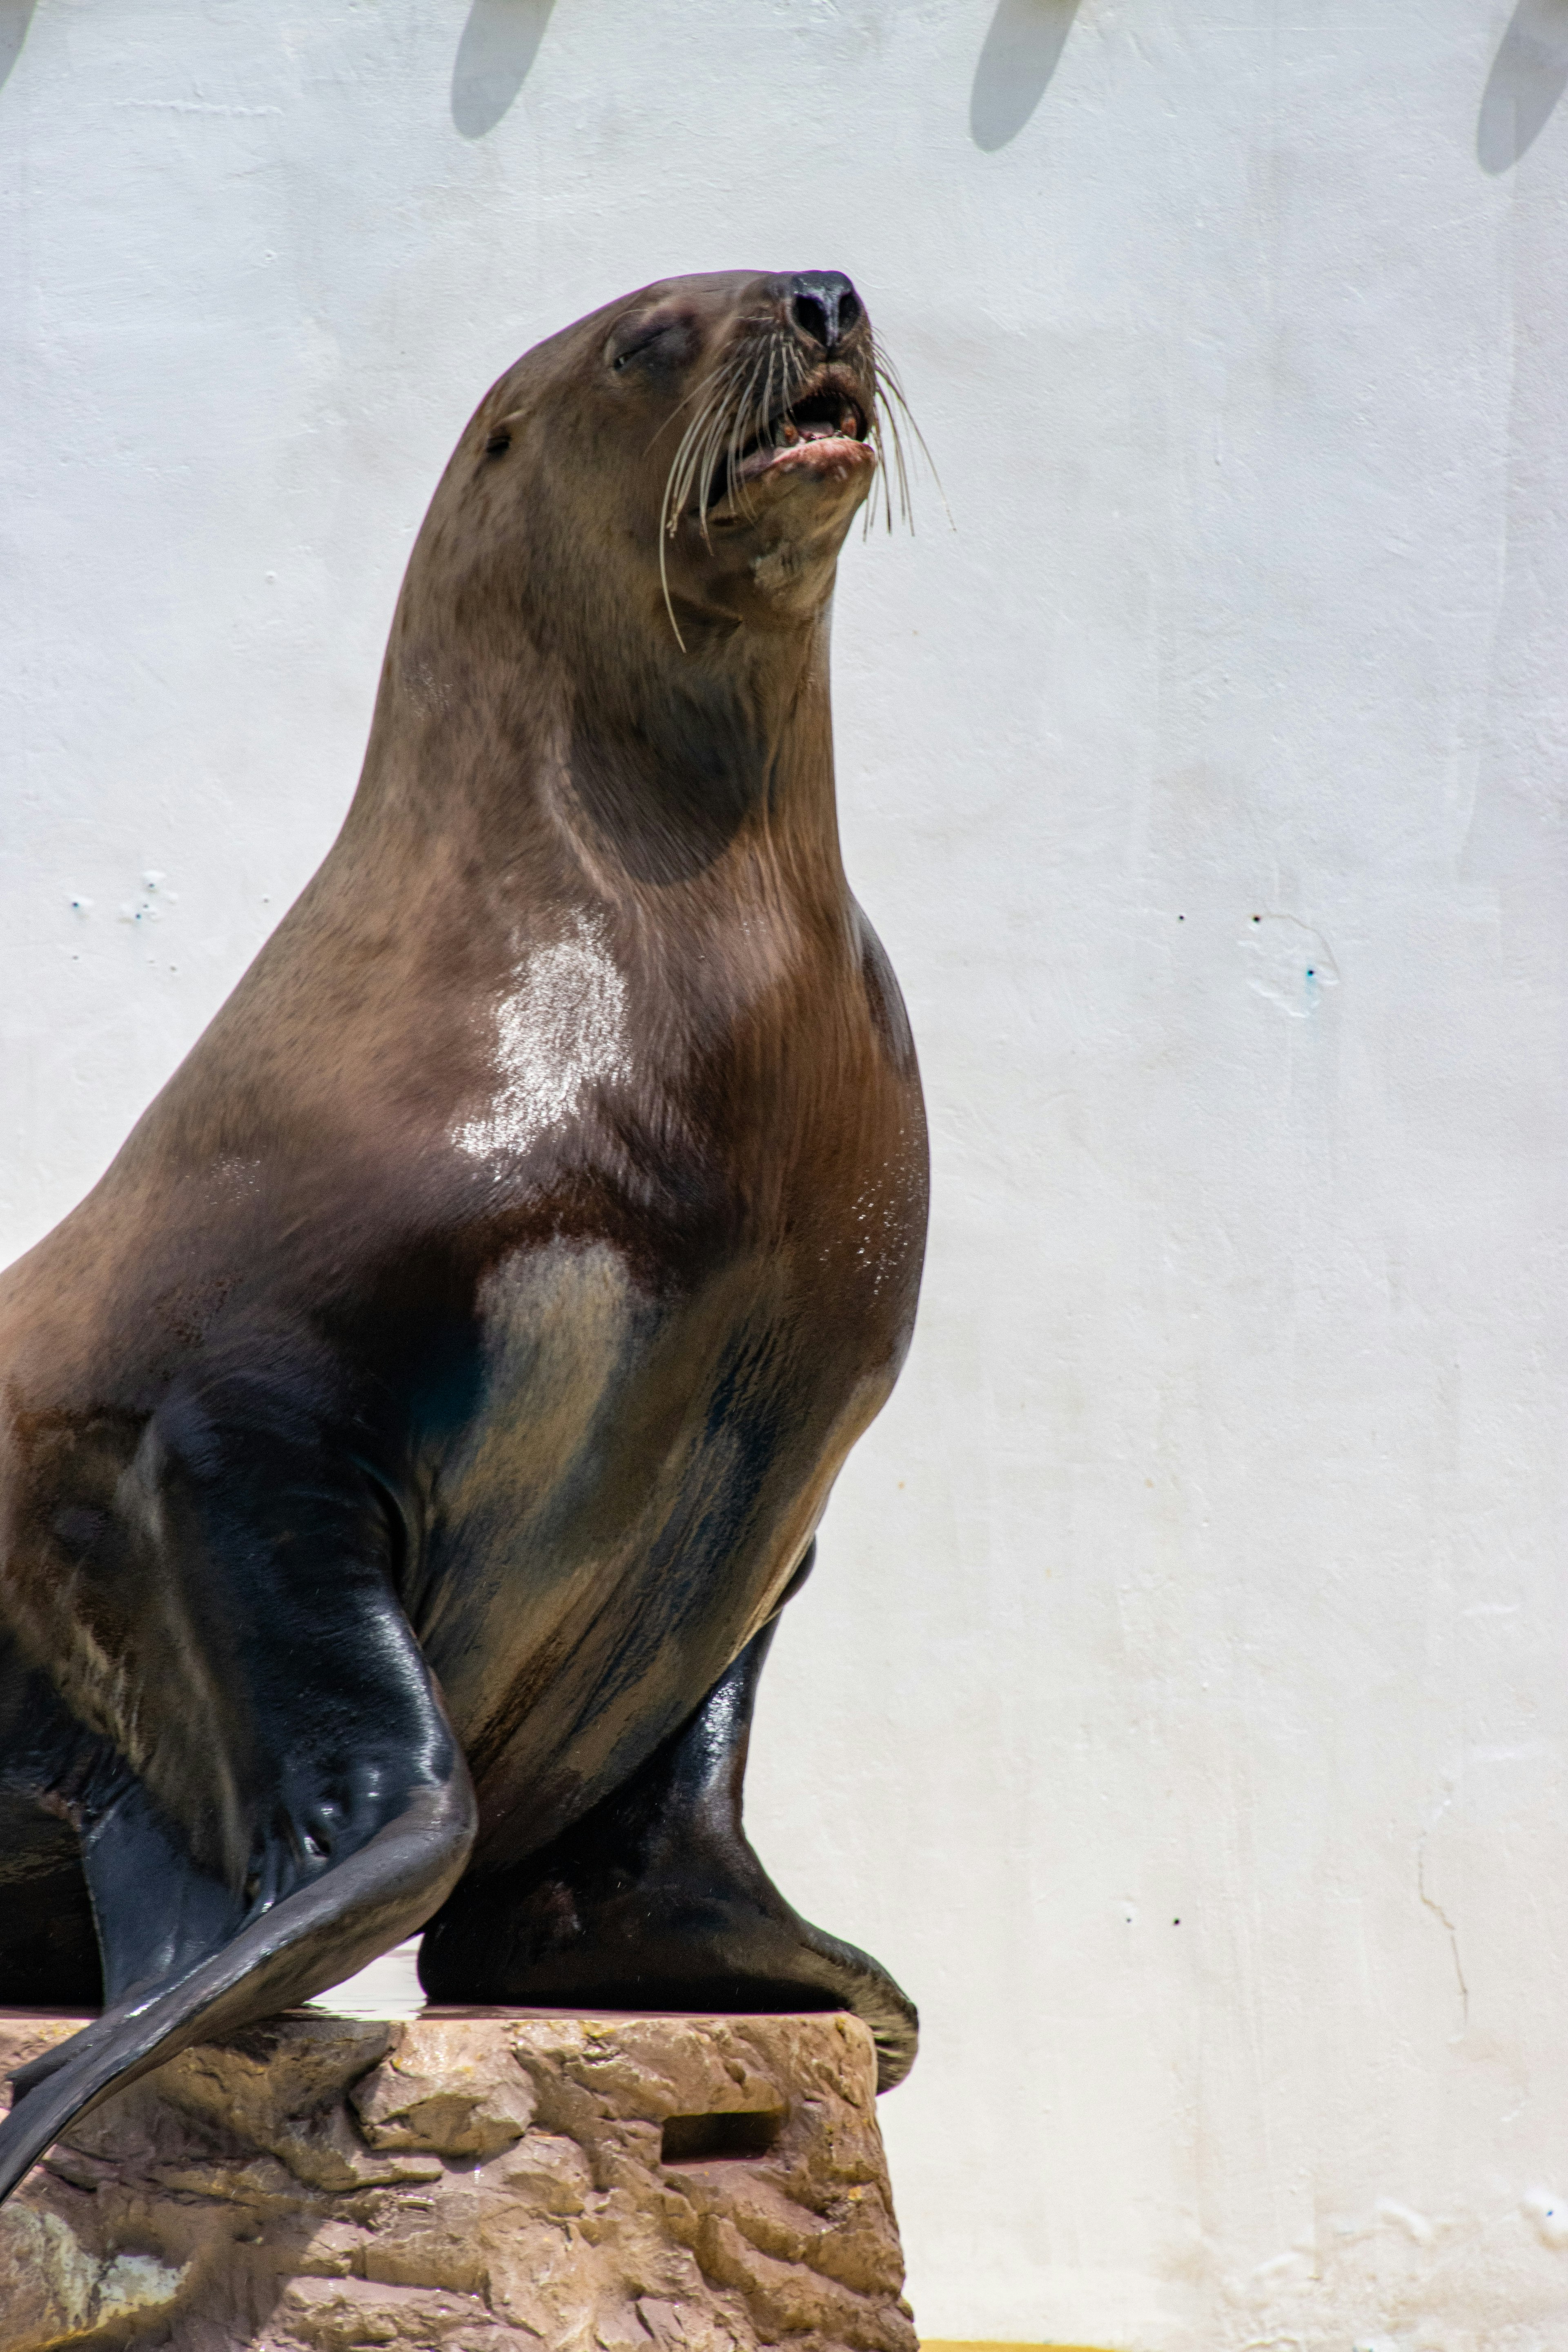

419,1557,918,2091
0,1776,472,2203
0,1356,477,2205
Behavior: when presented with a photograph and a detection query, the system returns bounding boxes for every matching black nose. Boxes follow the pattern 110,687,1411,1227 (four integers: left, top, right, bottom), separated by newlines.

788,271,862,352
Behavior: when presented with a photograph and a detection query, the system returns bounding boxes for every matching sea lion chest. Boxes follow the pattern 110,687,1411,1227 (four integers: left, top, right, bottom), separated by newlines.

411,907,926,1859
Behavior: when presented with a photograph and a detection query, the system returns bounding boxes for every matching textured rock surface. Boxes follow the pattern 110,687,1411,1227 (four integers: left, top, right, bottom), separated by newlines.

0,2006,915,2352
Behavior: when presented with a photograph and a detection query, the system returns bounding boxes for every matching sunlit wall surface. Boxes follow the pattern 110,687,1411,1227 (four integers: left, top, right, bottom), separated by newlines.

4,4,1567,2344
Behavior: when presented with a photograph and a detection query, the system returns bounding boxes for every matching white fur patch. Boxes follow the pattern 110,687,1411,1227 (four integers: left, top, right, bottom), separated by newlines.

453,913,630,1161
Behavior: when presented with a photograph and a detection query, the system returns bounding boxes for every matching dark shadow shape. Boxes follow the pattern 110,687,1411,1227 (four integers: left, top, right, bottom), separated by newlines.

1478,0,1568,173
970,0,1080,153
0,0,38,92
452,0,556,140
661,2109,785,2166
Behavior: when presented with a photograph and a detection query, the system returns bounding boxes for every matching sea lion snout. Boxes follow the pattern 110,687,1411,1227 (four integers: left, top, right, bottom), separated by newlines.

649,273,880,615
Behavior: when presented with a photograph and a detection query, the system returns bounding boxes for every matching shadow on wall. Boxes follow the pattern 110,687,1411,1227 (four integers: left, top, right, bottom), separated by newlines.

0,0,37,91
970,0,1081,151
1478,0,1568,171
452,0,557,139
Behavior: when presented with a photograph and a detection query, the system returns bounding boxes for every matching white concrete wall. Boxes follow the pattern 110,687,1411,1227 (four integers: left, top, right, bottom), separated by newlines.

4,3,1567,2344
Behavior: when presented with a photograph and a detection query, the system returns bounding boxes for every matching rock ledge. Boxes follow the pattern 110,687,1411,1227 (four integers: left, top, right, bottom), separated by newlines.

0,2005,915,2352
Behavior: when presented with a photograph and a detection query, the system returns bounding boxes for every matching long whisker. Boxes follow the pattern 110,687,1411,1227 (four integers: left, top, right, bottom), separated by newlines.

659,334,791,644
691,352,751,526
869,343,948,534
659,373,729,648
659,324,941,646
662,352,742,535
876,378,909,532
644,361,737,458
724,334,779,526
659,349,753,643
706,344,760,531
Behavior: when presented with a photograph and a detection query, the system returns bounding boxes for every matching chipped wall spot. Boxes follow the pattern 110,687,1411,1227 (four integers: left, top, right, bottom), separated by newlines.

1239,911,1341,1018
1523,2188,1568,2252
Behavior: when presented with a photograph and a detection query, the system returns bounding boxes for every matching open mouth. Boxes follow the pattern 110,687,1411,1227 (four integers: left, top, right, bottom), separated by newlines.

727,374,874,492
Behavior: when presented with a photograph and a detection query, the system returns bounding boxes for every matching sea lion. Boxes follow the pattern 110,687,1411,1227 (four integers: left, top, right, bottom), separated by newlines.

0,267,929,2205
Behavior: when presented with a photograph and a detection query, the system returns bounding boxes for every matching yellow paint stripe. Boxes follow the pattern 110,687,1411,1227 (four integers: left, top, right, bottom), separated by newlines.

920,2342,1121,2352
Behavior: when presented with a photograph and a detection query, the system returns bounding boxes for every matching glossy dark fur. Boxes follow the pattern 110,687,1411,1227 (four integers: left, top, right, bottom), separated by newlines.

0,270,927,2203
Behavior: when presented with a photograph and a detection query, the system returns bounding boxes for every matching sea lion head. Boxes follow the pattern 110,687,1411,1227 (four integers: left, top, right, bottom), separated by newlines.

447,270,893,659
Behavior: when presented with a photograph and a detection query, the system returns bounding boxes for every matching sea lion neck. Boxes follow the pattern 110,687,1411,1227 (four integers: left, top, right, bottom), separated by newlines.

341,578,846,912
559,617,846,893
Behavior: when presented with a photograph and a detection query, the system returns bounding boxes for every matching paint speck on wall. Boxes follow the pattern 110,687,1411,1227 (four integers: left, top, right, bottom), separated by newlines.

1238,911,1340,1018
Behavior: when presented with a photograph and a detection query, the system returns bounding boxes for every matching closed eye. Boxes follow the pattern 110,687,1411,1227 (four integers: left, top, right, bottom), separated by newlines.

608,318,694,375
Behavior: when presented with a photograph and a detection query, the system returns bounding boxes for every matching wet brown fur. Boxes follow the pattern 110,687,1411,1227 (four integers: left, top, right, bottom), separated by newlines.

0,272,927,2018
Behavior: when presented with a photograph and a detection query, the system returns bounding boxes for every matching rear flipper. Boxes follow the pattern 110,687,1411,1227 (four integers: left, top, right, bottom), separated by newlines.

0,1358,476,2205
419,1549,918,2090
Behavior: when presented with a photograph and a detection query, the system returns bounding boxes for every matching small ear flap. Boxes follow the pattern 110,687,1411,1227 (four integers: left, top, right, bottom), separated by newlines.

483,407,526,459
